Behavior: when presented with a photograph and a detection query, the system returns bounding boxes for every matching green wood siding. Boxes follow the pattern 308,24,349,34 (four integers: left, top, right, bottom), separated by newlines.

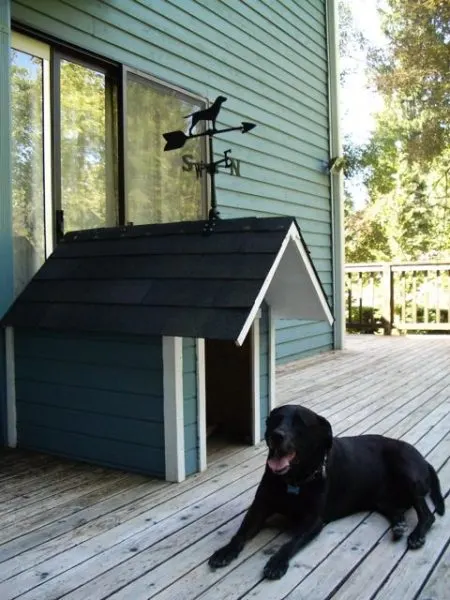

11,0,333,363
14,330,165,476
183,337,198,476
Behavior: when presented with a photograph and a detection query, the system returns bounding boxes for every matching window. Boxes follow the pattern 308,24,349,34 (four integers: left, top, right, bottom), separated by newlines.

54,55,119,234
10,29,207,296
125,71,206,225
10,33,51,296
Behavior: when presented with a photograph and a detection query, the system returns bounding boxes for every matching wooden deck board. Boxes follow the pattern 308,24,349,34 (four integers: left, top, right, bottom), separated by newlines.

0,335,449,599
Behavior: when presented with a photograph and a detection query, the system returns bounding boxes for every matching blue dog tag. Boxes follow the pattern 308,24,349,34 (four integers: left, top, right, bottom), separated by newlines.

287,484,300,495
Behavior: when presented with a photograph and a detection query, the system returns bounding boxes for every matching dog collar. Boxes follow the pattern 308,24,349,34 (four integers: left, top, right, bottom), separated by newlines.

287,453,328,491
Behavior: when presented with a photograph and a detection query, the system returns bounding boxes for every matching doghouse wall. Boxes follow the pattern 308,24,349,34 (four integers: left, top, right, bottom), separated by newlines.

183,338,198,476
14,330,166,476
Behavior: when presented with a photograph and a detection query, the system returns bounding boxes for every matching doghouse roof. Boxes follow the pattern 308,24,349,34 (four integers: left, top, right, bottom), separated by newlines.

1,217,333,345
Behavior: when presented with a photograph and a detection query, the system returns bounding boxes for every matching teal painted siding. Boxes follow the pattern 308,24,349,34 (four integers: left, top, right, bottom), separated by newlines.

183,337,198,476
11,0,334,366
259,307,270,440
14,330,165,476
0,0,13,445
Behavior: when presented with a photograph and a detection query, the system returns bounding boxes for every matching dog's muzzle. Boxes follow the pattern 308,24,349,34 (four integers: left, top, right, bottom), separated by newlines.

266,429,296,475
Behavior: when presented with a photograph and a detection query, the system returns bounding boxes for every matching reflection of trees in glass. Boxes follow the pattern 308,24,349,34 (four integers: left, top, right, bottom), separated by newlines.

126,76,204,225
60,60,117,232
10,50,45,295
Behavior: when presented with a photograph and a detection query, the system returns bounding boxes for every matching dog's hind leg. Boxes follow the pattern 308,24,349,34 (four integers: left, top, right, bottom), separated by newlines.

408,495,435,549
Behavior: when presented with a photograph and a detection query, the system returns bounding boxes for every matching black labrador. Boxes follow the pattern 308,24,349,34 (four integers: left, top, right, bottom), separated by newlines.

208,404,445,580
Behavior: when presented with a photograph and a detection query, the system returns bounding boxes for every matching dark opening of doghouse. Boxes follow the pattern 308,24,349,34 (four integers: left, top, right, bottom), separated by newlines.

205,336,252,454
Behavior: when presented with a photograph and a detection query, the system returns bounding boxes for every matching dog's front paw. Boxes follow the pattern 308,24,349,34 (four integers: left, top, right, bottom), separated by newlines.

263,554,289,580
208,542,241,569
392,520,407,541
407,532,425,549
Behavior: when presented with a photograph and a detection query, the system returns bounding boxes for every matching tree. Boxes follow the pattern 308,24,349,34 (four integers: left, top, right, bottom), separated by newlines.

343,1,450,263
370,0,450,165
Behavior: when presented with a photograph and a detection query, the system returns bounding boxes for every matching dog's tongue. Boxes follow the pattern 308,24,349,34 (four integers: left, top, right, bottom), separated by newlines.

267,453,295,473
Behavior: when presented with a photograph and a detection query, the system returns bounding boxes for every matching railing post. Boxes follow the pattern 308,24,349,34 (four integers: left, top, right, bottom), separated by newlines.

382,263,393,335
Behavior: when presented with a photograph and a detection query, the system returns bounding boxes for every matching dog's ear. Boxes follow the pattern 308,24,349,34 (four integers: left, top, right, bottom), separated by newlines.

317,415,333,450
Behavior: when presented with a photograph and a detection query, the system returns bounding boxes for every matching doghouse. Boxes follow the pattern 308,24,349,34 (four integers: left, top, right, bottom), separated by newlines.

1,216,333,481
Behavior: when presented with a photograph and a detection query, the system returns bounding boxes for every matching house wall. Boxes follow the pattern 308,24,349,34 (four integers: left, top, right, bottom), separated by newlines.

9,0,334,364
14,330,166,476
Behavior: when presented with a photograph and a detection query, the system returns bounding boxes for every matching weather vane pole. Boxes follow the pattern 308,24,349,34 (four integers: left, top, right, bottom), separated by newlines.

163,95,256,233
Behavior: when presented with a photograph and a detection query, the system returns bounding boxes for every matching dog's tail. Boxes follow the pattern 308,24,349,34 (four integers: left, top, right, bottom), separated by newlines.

428,463,445,516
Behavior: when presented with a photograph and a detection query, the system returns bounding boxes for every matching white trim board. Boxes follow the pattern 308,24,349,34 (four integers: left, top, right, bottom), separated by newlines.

251,317,261,445
236,223,334,346
196,338,207,472
163,336,185,482
326,0,346,350
268,306,276,411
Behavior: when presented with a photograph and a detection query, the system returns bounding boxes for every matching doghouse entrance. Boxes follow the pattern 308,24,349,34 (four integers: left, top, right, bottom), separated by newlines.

205,336,253,455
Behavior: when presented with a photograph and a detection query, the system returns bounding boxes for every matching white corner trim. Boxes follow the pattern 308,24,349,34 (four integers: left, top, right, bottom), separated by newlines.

268,307,276,411
236,224,296,347
326,0,345,350
5,327,17,448
196,338,207,472
251,317,261,445
163,336,185,482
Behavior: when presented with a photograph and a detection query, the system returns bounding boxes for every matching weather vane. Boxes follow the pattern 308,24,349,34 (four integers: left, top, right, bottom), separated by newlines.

163,95,256,233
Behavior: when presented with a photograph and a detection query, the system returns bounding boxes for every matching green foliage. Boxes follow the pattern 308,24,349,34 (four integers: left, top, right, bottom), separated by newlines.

371,0,450,165
343,1,450,263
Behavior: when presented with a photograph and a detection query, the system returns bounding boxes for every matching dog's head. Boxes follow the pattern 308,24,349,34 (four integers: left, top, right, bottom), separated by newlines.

264,404,332,476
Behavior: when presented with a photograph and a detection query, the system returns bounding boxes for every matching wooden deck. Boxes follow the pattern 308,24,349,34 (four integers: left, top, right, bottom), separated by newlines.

1,334,449,600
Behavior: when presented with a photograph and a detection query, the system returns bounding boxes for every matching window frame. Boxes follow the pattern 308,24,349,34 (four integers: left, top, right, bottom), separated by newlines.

51,48,122,239
10,31,53,257
11,22,209,238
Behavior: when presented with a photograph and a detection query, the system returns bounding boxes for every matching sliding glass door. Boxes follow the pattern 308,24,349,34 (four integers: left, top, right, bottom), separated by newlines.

57,57,118,233
10,33,51,296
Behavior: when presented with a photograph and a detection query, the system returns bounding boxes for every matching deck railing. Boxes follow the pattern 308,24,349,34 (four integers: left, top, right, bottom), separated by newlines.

345,262,450,334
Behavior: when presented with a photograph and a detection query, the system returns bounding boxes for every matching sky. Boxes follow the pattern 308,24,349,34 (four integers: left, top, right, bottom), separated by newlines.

340,0,386,146
340,0,388,205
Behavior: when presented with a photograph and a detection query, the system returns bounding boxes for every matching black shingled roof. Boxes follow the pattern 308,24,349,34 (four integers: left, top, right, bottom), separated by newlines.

1,216,327,342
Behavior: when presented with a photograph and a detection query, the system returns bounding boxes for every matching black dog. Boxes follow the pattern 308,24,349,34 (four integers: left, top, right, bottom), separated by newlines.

185,95,227,135
209,404,445,580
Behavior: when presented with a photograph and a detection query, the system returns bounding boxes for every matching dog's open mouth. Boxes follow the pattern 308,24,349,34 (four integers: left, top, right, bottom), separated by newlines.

267,452,296,475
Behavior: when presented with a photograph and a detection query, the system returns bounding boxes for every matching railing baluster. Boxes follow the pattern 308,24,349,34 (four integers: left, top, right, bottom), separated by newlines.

436,270,441,324
424,270,429,325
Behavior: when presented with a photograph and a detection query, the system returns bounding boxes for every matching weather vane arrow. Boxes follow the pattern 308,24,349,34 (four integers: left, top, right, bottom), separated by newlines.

163,122,256,152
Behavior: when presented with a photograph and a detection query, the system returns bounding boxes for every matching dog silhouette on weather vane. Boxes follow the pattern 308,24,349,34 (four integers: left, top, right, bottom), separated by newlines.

162,94,256,233
185,95,227,136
